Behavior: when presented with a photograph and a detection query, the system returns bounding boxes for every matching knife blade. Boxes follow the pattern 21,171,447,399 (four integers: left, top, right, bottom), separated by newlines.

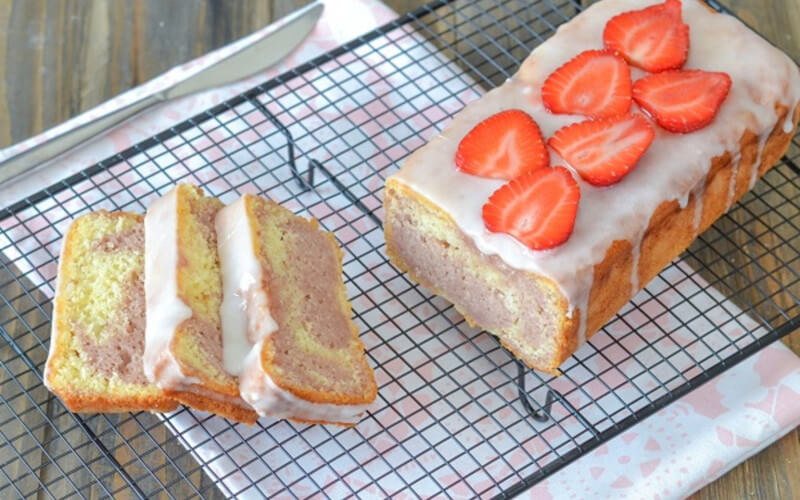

0,1,323,187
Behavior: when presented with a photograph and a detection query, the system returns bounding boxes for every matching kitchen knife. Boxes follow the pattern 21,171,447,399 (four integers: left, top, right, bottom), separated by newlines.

0,1,323,186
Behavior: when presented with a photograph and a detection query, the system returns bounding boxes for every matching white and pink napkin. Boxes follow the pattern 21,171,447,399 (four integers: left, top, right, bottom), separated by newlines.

1,1,797,498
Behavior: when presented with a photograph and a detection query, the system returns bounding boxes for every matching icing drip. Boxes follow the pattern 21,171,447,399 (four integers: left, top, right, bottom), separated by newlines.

216,198,278,376
785,114,796,133
678,192,690,210
748,131,772,190
390,0,800,349
143,188,196,389
691,180,706,236
576,288,589,346
725,152,742,210
630,232,644,296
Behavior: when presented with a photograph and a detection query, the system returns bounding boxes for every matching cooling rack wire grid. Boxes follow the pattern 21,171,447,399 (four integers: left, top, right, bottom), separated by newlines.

0,0,798,497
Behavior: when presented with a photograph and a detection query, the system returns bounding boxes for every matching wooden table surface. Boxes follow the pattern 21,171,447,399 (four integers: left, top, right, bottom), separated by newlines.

0,0,797,498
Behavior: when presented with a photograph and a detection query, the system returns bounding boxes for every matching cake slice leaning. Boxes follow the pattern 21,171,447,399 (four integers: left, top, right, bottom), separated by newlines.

44,211,176,413
216,194,377,425
143,184,257,424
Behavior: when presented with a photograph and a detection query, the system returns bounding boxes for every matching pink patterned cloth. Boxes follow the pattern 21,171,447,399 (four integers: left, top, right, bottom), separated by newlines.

1,1,797,498
524,342,800,499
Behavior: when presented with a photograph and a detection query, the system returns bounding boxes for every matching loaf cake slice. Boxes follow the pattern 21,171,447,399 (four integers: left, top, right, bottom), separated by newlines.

216,194,377,425
44,211,176,413
384,0,800,373
143,184,257,424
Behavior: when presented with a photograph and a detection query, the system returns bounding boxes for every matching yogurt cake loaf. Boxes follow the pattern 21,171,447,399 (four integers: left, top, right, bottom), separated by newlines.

384,0,800,373
216,194,377,425
143,184,257,424
44,211,176,413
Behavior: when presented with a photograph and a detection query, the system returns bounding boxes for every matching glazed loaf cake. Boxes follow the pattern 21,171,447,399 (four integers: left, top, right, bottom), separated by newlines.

216,195,377,425
44,212,176,413
384,0,800,373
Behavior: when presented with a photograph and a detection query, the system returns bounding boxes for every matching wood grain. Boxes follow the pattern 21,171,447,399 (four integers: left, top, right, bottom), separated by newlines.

0,0,306,149
0,1,797,499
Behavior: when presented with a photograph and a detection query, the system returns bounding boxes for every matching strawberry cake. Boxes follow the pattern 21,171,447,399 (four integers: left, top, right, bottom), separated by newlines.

384,0,800,373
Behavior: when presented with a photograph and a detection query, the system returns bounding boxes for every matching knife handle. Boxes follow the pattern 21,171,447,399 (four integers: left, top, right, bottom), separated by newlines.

0,93,159,188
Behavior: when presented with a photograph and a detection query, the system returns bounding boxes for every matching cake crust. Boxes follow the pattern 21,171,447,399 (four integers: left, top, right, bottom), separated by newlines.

161,388,258,425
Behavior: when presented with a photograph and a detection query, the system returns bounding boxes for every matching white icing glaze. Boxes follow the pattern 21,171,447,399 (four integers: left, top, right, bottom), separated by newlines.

574,282,590,346
784,113,796,133
239,339,371,424
390,0,800,345
691,179,706,235
216,197,278,376
725,152,742,210
143,187,197,389
630,233,643,295
748,130,772,190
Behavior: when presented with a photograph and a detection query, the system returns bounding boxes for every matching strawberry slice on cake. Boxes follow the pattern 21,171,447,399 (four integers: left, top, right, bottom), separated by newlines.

541,49,632,118
455,109,549,180
633,69,732,133
603,0,690,72
549,114,655,186
482,166,581,251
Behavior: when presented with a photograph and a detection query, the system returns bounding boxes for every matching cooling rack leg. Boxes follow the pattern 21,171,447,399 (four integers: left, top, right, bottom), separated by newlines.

516,361,553,423
249,97,312,192
307,159,383,228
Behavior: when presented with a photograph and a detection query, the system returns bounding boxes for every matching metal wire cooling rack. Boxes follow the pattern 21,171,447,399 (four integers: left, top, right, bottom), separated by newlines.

1,0,798,498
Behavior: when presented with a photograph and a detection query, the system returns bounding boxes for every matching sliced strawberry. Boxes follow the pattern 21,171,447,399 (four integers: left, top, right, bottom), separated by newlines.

548,114,655,186
603,0,689,72
482,166,580,250
632,70,731,133
541,50,632,119
455,109,549,180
